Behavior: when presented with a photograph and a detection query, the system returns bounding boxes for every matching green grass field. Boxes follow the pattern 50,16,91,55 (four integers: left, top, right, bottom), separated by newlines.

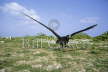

0,36,108,72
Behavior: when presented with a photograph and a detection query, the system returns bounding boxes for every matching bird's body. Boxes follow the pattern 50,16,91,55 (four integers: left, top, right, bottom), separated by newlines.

22,13,97,48
56,36,69,47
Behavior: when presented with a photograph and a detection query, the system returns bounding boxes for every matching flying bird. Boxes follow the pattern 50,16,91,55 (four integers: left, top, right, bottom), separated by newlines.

22,13,97,47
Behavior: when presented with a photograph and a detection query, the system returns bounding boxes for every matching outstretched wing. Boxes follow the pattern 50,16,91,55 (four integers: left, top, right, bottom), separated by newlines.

70,24,97,36
22,13,61,39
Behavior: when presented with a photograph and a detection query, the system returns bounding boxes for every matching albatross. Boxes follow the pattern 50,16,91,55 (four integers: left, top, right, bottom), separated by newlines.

22,13,97,47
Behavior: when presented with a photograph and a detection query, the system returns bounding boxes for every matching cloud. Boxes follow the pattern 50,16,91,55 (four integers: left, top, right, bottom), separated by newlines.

80,17,100,23
0,2,40,24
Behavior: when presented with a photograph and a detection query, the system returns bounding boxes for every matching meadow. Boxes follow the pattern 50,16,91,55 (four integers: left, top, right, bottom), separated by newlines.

0,35,108,72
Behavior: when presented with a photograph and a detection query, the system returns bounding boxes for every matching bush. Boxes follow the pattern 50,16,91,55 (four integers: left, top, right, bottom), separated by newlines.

93,31,108,41
71,33,92,39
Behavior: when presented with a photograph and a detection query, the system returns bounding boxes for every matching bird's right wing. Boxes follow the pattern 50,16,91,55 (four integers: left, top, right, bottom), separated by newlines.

70,24,97,36
22,13,61,39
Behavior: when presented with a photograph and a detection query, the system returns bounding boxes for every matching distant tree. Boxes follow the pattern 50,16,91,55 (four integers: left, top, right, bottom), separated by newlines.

37,32,46,36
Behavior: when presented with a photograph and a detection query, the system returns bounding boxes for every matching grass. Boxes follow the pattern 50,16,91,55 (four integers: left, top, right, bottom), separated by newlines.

0,36,108,72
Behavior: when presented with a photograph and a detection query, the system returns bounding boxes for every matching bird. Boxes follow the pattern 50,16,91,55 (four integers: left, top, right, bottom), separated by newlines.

22,13,97,48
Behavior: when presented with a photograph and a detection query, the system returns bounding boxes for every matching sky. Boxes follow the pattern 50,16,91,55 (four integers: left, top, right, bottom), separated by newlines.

0,0,108,37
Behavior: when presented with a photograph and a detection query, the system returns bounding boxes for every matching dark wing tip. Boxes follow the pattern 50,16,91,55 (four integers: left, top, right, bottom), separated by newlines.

87,24,98,29
93,24,98,27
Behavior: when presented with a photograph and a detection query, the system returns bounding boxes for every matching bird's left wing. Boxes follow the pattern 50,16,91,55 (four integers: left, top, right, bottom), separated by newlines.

70,24,97,37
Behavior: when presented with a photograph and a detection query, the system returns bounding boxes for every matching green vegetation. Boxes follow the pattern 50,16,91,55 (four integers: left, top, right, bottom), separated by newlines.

0,32,108,72
93,31,108,41
71,33,92,39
